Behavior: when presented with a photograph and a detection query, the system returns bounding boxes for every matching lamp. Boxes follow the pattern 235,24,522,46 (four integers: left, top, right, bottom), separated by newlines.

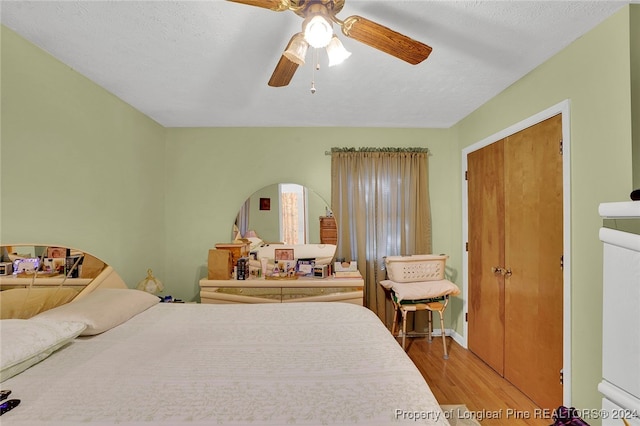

283,32,309,65
137,268,164,295
326,35,351,66
303,14,333,48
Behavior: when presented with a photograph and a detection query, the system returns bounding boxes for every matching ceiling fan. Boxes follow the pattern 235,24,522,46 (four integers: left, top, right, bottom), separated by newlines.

228,0,433,87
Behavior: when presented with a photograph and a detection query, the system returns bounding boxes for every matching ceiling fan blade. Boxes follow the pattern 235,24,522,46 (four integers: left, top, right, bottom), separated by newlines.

226,0,289,12
340,15,432,65
268,34,302,87
268,55,299,87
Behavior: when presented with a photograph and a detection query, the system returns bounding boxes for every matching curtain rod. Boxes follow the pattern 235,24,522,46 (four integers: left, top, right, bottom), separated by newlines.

325,147,431,155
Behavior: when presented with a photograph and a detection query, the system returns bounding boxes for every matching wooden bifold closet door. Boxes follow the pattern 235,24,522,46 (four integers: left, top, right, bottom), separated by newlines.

467,114,563,410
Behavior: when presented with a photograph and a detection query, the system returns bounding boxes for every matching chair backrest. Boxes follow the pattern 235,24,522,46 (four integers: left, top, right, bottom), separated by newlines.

385,254,448,283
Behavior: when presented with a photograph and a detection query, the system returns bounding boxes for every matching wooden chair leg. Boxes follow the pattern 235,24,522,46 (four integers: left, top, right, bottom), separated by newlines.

401,309,408,350
391,305,399,336
427,310,433,342
437,309,448,359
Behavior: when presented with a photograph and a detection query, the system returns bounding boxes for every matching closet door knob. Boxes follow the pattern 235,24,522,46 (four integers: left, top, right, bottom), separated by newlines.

491,266,504,275
504,268,512,277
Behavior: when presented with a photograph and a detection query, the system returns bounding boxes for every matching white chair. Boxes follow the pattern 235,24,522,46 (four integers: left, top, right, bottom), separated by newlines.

381,255,460,359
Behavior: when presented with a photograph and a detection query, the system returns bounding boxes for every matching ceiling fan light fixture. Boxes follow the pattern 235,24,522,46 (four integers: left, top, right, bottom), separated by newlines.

326,35,351,66
283,32,309,65
303,15,333,48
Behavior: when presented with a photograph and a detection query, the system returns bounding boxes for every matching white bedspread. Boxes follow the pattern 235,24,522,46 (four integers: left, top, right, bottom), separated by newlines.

1,302,448,425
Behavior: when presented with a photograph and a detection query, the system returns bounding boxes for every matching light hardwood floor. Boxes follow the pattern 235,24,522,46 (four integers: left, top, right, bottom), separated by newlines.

405,336,555,425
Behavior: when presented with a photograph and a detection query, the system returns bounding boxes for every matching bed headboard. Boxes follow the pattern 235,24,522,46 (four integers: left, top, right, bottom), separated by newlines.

0,244,127,319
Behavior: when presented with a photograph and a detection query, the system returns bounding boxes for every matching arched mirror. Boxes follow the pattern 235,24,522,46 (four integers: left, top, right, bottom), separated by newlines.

232,183,337,262
0,244,127,319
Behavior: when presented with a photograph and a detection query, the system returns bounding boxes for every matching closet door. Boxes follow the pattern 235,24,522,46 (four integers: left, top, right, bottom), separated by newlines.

468,140,505,375
467,114,563,410
503,114,563,409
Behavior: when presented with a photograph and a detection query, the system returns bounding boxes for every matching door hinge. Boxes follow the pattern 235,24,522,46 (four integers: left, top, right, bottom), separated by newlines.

560,369,564,384
560,255,564,269
465,170,468,180
465,242,469,252
559,139,563,155
465,312,468,322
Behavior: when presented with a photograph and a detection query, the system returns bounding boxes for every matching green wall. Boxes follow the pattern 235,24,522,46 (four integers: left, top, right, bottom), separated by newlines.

0,4,636,416
0,26,167,287
456,6,633,417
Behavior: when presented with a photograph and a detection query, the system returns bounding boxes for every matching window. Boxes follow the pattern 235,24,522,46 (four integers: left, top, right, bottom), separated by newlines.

279,183,308,244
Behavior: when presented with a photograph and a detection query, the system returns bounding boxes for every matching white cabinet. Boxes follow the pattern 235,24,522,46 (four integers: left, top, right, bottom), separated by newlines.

598,201,640,423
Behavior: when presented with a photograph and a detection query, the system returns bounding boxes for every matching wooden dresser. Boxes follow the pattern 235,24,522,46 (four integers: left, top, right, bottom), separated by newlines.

319,216,337,245
199,276,363,305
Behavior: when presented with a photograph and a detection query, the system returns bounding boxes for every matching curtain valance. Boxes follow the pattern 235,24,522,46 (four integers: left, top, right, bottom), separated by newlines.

328,147,430,154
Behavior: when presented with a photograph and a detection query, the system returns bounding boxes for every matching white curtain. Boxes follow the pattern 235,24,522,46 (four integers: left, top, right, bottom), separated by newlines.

331,148,431,326
280,192,299,245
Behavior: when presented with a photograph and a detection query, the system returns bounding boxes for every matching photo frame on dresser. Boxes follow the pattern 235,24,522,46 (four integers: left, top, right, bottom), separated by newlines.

274,248,294,261
47,247,68,258
296,258,315,276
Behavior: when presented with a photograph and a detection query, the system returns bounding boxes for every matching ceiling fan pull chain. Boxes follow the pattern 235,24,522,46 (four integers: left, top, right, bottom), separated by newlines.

310,48,318,94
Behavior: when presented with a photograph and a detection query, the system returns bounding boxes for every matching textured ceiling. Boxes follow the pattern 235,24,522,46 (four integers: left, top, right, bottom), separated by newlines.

1,1,629,128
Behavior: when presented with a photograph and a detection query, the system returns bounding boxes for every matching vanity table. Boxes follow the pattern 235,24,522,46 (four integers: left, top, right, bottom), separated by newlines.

199,276,364,305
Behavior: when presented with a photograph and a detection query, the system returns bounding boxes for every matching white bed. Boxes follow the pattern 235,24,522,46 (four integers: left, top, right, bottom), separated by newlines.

1,292,448,425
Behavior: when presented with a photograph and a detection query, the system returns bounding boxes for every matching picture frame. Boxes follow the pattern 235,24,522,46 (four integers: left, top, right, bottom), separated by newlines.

47,247,68,258
259,198,271,211
274,248,294,261
296,258,315,276
13,258,39,273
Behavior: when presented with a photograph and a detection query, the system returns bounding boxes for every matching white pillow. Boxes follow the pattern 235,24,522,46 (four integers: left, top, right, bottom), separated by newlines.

1,319,86,382
246,237,264,251
380,279,460,302
33,289,159,336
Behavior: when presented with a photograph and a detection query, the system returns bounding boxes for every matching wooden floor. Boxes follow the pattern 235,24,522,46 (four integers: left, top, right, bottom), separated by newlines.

404,335,554,425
